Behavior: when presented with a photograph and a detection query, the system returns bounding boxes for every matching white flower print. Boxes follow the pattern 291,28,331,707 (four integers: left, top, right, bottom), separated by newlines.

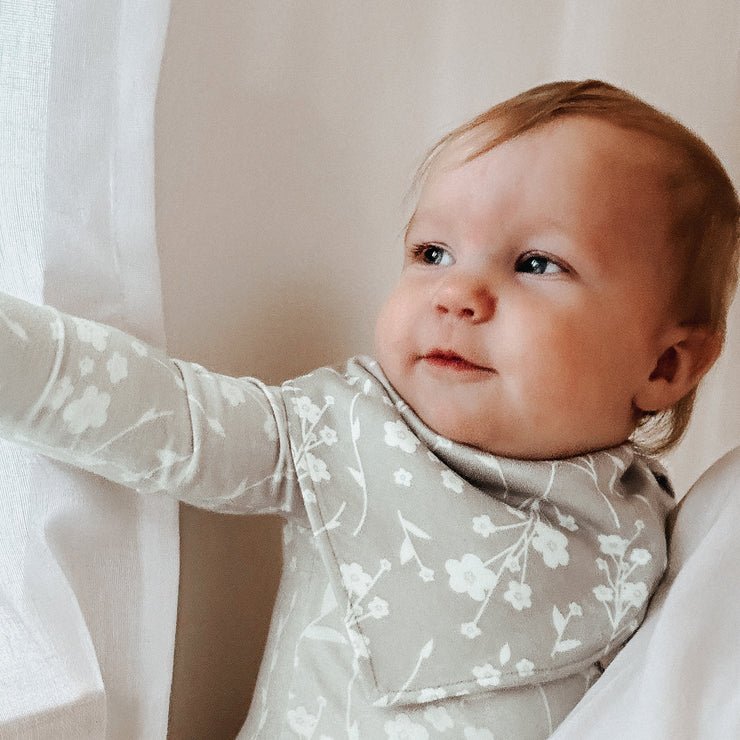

503,580,532,611
593,584,614,602
46,375,74,411
598,533,630,557
630,548,652,566
107,352,128,384
341,562,373,599
74,318,108,351
464,727,495,740
472,663,501,687
446,554,497,601
79,357,94,376
384,713,429,740
472,514,496,537
418,567,434,582
441,470,463,493
460,621,482,639
318,426,338,446
531,521,570,568
424,706,453,731
384,420,420,454
393,468,413,487
304,452,330,483
367,596,390,619
220,379,245,406
516,658,535,677
292,395,322,424
62,386,110,434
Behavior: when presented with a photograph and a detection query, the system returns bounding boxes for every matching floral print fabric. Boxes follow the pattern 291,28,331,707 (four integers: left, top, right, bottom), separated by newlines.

0,292,674,738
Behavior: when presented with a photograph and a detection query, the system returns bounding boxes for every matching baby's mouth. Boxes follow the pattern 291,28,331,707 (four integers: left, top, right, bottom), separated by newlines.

420,350,495,373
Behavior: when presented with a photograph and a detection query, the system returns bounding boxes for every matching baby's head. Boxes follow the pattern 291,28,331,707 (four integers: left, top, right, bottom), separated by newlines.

375,80,739,460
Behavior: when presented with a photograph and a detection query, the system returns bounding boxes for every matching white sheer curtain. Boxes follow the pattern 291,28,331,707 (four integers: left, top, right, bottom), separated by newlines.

1,0,738,738
0,1,177,737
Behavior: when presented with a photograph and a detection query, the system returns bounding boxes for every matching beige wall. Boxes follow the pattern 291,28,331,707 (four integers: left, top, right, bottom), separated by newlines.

155,2,740,737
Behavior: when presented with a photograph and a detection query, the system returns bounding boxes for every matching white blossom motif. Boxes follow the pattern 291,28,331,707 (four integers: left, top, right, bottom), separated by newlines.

445,554,497,602
441,469,463,493
340,562,373,599
79,357,94,376
384,713,429,740
107,352,128,384
367,596,390,619
516,658,535,677
464,727,495,740
62,386,110,434
503,580,532,611
423,706,453,731
384,420,420,454
593,520,653,637
318,426,338,446
220,379,245,406
292,396,323,424
46,376,74,411
304,452,330,483
472,514,496,537
531,521,570,568
472,663,501,687
393,468,413,487
460,621,482,639
74,318,108,351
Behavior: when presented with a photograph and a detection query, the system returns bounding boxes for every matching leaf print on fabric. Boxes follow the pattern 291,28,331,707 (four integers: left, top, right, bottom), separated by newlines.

62,386,110,434
107,352,128,384
531,521,570,568
0,307,29,341
445,554,498,602
384,713,429,740
220,379,246,406
397,511,435,582
383,420,420,454
551,602,583,656
464,727,495,740
130,339,148,356
441,469,464,493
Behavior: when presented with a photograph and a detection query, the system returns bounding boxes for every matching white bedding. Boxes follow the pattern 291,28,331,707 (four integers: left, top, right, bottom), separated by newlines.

551,446,740,739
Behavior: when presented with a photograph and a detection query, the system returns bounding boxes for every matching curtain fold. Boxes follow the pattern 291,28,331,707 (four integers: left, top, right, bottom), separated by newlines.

0,1,177,737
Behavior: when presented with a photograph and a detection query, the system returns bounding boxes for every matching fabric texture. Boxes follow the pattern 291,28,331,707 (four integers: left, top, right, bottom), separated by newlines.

0,291,674,738
0,1,177,737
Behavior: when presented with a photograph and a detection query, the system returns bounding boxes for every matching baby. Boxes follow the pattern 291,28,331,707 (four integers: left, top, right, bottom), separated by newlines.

0,80,738,739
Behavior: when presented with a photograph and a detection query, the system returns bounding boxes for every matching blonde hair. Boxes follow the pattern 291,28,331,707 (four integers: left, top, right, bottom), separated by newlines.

413,80,740,454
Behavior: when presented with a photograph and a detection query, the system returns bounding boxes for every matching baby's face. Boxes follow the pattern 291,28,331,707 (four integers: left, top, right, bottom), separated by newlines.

375,117,681,459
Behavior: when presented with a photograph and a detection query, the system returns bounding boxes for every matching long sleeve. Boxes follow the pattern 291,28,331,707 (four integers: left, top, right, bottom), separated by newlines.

0,290,299,516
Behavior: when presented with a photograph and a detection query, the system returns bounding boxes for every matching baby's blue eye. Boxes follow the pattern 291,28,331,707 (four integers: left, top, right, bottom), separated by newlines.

415,244,453,266
515,254,564,275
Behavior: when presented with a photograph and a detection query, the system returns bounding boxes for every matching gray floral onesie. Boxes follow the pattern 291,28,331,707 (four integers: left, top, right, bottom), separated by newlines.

0,291,673,739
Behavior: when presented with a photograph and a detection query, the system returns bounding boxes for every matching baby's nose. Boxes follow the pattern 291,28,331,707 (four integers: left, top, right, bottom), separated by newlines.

434,275,496,323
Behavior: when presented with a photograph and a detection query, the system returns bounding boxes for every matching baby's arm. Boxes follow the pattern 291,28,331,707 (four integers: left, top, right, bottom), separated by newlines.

0,290,296,515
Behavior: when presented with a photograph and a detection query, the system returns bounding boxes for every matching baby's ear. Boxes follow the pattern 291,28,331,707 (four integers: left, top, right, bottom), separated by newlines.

634,326,722,413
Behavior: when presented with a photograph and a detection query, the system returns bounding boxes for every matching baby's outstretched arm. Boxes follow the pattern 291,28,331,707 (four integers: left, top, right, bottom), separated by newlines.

0,290,296,515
